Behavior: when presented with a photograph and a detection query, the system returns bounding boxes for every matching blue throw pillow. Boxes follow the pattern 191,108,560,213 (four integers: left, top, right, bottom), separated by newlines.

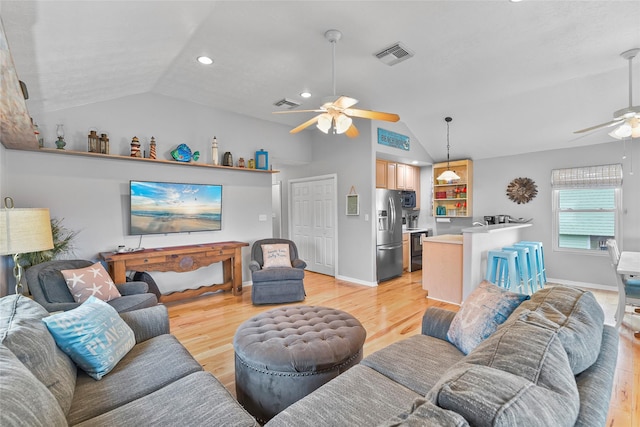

42,296,135,380
447,280,530,355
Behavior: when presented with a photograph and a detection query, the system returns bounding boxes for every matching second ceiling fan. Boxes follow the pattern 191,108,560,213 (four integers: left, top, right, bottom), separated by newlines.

274,29,400,138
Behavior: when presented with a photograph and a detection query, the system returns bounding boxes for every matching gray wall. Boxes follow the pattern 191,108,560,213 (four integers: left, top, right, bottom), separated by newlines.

472,140,639,289
1,93,313,295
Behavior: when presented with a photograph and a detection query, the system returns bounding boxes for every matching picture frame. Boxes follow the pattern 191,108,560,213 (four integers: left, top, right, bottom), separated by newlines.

346,194,359,216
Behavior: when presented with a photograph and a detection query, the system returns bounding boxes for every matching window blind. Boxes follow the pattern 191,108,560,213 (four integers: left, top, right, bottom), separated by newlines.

551,164,623,188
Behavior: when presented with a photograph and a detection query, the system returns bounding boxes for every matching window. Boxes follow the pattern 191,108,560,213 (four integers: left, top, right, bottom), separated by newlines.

551,164,623,254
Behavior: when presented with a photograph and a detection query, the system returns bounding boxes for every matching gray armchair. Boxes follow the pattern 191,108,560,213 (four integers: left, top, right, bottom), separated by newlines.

26,260,158,313
249,238,306,305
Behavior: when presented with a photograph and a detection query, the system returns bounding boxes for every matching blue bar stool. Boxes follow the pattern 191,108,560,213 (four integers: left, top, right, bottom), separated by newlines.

503,246,534,294
485,250,521,292
515,241,546,290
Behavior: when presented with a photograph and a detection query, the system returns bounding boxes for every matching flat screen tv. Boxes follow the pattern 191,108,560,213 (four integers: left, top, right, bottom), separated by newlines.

130,180,222,235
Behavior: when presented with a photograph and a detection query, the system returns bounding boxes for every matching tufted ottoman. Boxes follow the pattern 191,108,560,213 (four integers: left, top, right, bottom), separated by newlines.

233,305,367,422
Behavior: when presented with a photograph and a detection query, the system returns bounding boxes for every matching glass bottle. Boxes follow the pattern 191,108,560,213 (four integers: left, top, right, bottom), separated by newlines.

55,124,66,149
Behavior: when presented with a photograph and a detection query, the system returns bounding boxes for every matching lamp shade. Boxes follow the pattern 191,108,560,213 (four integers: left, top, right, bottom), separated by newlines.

437,169,461,182
0,208,54,255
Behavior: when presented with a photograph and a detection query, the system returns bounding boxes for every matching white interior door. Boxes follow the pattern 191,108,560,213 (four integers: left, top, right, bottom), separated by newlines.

290,176,336,276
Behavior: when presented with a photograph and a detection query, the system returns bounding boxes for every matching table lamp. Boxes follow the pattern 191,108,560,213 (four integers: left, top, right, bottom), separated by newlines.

0,198,54,294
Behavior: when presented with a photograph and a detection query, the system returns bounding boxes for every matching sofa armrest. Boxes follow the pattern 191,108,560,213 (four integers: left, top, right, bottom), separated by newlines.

249,260,262,272
574,325,619,427
421,307,456,340
116,281,149,295
119,305,170,343
292,259,307,269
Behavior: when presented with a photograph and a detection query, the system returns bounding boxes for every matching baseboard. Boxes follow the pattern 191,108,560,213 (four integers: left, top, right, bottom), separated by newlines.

547,277,617,292
335,275,378,287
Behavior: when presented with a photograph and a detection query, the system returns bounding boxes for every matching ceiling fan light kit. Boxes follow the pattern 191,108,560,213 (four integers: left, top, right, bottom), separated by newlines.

576,47,640,139
437,117,461,182
273,29,400,137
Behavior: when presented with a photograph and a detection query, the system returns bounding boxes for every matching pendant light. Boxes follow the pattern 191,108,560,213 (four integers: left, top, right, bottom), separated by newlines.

437,117,461,181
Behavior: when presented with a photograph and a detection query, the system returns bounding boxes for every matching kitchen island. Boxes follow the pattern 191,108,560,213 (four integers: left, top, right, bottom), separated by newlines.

421,223,533,305
461,223,533,301
421,234,463,304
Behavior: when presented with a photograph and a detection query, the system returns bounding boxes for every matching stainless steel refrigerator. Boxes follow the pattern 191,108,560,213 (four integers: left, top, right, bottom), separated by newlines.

376,188,403,282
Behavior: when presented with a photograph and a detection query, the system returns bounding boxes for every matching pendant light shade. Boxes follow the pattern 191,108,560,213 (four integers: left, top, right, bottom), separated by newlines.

436,116,461,181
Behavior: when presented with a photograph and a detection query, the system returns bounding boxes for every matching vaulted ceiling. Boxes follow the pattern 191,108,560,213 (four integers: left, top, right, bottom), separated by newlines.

1,1,639,162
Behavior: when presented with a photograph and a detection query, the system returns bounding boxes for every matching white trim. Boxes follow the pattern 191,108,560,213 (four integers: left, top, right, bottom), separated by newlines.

547,277,617,292
335,274,378,287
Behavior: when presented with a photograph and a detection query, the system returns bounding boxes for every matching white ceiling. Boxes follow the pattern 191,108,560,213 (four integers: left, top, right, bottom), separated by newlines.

2,0,639,162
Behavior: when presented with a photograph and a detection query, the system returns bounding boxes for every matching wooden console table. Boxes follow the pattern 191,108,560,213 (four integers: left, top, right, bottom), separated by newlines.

100,241,249,303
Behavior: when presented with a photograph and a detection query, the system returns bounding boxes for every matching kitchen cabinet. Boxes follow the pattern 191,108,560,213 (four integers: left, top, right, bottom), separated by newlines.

376,159,387,188
432,159,472,217
376,160,420,195
402,232,410,271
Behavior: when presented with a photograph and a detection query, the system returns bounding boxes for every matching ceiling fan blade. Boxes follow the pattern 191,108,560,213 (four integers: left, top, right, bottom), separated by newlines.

574,119,625,134
332,96,359,110
273,109,324,115
345,123,359,138
290,115,321,134
345,108,400,122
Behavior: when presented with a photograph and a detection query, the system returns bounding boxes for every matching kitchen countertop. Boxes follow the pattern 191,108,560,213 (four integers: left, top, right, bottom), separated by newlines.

422,234,463,245
402,227,432,234
460,223,532,234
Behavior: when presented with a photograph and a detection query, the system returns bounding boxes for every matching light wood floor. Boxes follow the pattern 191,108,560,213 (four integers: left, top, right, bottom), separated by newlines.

165,270,639,426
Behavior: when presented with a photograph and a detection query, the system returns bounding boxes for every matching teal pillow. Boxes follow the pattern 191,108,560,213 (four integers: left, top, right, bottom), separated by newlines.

42,296,135,380
447,280,529,354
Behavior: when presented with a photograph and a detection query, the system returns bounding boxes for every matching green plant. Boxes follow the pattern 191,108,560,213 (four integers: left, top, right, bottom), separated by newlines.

20,217,79,267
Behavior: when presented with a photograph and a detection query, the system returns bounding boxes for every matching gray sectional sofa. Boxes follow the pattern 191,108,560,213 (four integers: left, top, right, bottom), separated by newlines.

0,284,618,426
267,285,619,427
0,295,256,427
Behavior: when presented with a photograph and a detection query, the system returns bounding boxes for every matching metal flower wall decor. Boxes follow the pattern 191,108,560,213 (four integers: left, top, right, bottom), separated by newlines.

506,177,538,204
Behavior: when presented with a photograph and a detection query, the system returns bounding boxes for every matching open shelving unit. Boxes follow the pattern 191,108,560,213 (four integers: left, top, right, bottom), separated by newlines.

432,159,473,218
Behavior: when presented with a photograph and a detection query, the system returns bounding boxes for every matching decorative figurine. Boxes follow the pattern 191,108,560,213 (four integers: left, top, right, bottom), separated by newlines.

238,157,245,168
171,143,199,162
55,124,66,150
130,136,141,157
211,136,219,165
149,136,157,159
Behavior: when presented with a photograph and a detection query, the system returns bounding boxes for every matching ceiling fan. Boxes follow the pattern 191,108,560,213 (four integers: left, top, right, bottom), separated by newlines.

274,29,400,138
574,48,640,139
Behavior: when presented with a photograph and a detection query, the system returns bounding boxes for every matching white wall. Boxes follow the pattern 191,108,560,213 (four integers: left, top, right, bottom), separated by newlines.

0,143,8,294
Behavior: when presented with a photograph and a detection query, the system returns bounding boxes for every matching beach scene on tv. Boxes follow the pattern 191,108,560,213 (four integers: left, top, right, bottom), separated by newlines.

130,181,222,235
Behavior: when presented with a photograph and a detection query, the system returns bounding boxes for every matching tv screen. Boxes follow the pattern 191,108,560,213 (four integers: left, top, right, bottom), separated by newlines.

130,180,222,235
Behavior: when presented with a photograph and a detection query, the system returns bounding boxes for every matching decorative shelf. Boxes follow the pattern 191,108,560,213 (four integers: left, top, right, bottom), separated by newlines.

35,148,279,173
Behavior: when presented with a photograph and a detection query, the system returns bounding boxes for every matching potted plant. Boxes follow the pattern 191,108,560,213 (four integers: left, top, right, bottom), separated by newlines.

20,217,79,268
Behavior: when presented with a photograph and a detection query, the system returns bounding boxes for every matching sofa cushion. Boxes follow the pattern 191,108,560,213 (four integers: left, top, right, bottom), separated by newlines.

262,243,292,268
67,334,203,425
378,398,469,427
252,266,304,282
507,285,604,374
61,262,121,303
73,371,257,427
361,334,464,396
36,260,93,303
427,316,580,427
0,344,68,427
266,364,422,427
43,296,136,380
0,295,76,415
446,280,529,354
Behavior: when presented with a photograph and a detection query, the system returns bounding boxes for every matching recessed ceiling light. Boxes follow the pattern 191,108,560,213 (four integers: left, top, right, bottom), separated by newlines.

509,0,523,2
197,56,213,65
300,91,312,98
412,160,419,165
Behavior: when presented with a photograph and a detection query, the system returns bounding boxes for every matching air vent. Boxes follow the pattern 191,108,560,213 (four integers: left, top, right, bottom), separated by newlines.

273,98,301,109
374,42,415,66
